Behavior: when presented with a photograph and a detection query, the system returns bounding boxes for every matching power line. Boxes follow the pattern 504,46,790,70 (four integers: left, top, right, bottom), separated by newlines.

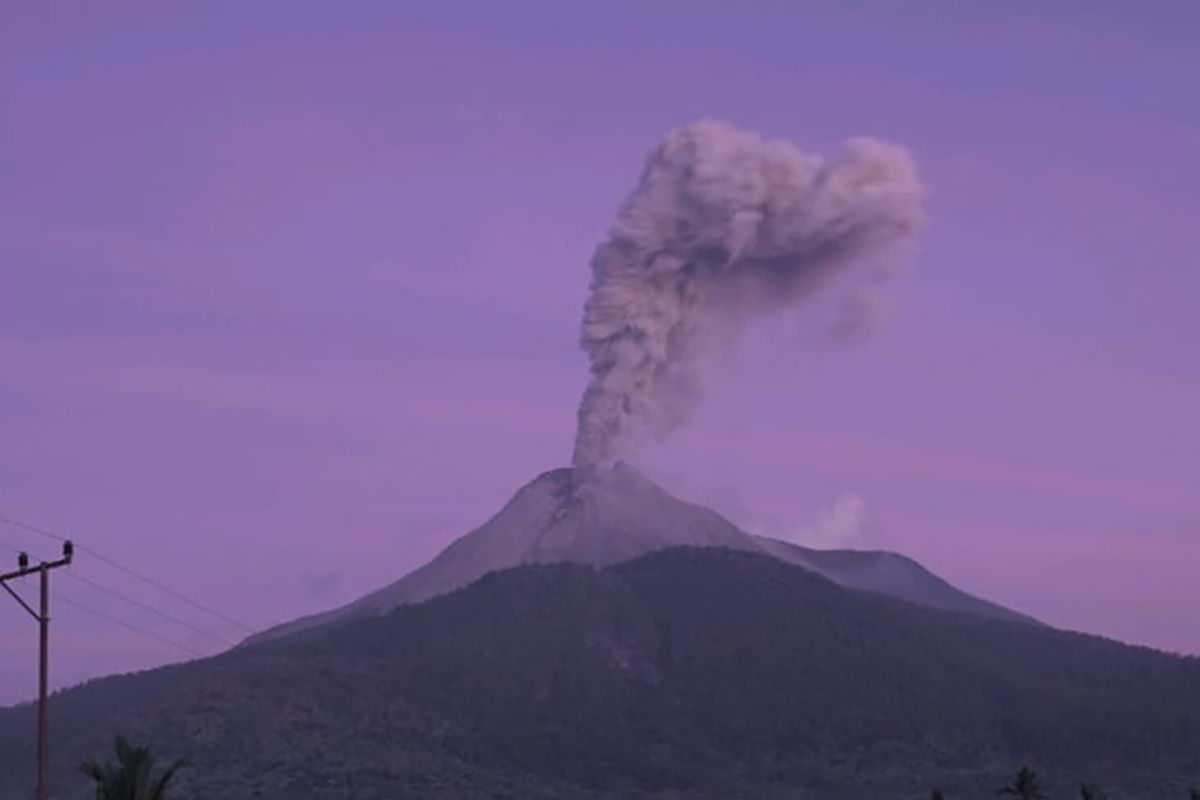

61,571,236,648
0,515,67,542
0,513,254,634
3,547,206,660
3,535,235,647
52,592,206,658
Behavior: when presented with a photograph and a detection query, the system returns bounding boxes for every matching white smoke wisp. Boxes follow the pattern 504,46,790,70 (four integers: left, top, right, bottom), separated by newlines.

797,492,868,549
572,120,924,471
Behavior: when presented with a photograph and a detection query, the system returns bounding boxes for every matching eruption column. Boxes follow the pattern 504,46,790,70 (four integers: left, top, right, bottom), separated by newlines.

572,120,924,471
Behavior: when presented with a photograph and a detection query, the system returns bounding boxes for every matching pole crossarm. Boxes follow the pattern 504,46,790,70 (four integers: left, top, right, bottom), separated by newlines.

0,555,71,622
0,554,72,583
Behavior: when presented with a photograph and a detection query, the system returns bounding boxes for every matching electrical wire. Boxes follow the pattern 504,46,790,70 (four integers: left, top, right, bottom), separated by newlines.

52,592,207,658
0,513,254,633
3,536,211,659
61,571,236,647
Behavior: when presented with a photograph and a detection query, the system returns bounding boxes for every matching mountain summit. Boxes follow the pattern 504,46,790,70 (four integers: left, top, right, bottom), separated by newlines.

251,464,1030,643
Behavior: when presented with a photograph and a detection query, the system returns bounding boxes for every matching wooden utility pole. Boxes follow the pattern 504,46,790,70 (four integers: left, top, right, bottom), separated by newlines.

1,540,73,800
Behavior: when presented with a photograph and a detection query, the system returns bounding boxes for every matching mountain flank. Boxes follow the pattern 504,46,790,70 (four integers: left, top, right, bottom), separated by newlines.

1,547,1196,800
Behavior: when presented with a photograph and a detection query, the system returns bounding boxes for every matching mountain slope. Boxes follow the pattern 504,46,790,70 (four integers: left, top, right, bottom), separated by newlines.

250,464,1031,643
754,535,1040,624
2,551,1200,800
250,464,757,642
2,548,1197,800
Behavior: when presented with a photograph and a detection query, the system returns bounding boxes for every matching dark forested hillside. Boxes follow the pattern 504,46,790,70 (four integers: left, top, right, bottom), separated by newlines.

2,548,1198,799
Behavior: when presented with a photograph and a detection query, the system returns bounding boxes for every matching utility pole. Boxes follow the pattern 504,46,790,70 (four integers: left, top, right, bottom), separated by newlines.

1,540,73,800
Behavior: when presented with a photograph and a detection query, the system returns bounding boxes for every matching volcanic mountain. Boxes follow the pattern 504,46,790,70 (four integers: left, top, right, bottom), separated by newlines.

4,548,1199,800
251,463,1031,644
2,467,1198,799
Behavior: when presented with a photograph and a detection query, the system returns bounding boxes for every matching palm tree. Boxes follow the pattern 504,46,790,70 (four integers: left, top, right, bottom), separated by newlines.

999,766,1047,800
79,736,189,800
1080,782,1105,800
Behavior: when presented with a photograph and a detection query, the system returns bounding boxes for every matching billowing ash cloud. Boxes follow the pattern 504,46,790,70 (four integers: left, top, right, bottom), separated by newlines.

572,120,924,470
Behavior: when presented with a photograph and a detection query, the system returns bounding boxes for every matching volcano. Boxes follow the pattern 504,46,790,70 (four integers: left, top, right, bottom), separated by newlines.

250,464,1032,643
7,469,1199,800
7,546,1197,799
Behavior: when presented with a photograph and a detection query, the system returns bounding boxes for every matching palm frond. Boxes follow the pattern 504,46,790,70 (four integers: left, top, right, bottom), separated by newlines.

149,758,190,800
80,736,189,800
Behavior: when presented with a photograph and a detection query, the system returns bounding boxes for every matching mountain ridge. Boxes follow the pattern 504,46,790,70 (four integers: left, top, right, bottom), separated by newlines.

249,464,1033,644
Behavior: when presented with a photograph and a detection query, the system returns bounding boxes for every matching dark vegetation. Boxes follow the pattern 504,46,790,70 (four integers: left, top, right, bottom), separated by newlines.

998,765,1047,799
2,548,1198,799
79,736,188,799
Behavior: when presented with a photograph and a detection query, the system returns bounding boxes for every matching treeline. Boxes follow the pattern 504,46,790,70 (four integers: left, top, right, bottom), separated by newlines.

930,765,1200,800
74,738,1200,800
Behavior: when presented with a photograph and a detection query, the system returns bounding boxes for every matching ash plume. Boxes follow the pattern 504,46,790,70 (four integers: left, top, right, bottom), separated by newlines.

572,120,924,471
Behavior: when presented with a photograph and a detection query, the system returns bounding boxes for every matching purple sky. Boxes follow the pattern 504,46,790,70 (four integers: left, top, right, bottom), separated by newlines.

2,2,1198,705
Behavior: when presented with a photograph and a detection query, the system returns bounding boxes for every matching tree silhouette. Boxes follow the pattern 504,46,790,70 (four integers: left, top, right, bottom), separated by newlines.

1189,788,1199,800
931,791,945,800
999,766,1047,800
79,736,189,800
1080,782,1105,800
